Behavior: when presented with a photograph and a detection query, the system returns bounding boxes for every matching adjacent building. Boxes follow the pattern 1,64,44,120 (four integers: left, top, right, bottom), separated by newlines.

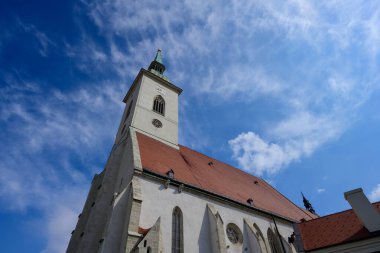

294,188,380,253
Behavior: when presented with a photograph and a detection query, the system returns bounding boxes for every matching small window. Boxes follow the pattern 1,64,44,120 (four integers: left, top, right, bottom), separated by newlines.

147,247,152,253
153,95,165,115
167,169,174,179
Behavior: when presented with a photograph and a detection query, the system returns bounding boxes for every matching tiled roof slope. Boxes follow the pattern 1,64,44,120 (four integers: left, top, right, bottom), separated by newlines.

136,132,316,222
297,202,380,251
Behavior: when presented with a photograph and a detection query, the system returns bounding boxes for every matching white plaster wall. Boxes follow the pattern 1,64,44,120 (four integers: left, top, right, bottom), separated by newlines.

115,79,142,144
132,75,179,146
138,177,295,253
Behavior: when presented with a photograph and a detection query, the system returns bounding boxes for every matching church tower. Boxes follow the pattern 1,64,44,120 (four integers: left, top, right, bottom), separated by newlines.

66,50,182,253
67,50,315,253
116,49,182,148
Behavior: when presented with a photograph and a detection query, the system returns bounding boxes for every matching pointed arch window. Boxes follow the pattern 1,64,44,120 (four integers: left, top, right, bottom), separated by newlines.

172,207,183,253
153,95,165,116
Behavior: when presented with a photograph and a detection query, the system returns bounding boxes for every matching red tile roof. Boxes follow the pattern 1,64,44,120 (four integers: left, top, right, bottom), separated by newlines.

297,202,380,251
138,226,151,235
136,132,316,222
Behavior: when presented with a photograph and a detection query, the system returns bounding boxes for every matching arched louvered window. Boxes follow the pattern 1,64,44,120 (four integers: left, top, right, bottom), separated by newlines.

153,95,165,116
172,207,184,253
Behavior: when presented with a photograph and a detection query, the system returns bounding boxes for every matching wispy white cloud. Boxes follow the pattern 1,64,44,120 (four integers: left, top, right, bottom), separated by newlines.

317,188,326,193
16,18,55,57
0,75,126,252
3,0,380,251
77,0,380,177
369,184,380,202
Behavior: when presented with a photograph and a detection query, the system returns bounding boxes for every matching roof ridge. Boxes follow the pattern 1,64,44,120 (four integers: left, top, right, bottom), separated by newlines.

299,201,380,224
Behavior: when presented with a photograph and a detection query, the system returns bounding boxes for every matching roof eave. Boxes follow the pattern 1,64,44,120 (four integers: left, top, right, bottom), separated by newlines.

141,167,299,223
123,68,183,103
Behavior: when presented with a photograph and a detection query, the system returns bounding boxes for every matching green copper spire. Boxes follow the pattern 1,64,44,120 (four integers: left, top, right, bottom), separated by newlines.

148,49,169,81
154,49,163,64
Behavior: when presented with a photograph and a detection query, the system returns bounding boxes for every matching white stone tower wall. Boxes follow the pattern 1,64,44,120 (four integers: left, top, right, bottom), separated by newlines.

132,74,179,147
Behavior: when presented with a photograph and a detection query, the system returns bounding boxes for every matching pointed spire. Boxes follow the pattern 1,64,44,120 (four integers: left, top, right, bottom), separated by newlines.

154,49,163,64
302,192,316,214
148,49,169,81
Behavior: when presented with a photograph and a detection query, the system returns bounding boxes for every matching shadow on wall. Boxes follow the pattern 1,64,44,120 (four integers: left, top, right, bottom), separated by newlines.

243,222,262,253
198,207,213,253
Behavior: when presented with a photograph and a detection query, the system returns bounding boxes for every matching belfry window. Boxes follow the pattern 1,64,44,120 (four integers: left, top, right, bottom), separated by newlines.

172,207,184,253
153,95,165,115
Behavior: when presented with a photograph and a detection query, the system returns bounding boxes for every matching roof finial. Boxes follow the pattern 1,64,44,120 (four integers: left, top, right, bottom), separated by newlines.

148,49,168,80
302,192,316,214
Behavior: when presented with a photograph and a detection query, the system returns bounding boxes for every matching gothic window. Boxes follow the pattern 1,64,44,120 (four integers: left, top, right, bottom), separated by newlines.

172,207,183,253
153,95,165,116
147,247,151,253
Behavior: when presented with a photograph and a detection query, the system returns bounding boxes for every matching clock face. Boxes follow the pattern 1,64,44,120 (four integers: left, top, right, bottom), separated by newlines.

152,119,163,128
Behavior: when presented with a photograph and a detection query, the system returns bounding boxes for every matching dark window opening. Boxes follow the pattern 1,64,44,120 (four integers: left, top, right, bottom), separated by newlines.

172,207,184,253
167,169,174,179
153,95,165,115
125,100,133,120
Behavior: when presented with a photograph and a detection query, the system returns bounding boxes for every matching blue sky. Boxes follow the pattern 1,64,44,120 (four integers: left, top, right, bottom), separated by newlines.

1,0,380,252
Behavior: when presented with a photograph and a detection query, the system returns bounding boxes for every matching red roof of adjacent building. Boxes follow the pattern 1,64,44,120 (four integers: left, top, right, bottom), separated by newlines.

136,132,316,222
297,202,380,251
